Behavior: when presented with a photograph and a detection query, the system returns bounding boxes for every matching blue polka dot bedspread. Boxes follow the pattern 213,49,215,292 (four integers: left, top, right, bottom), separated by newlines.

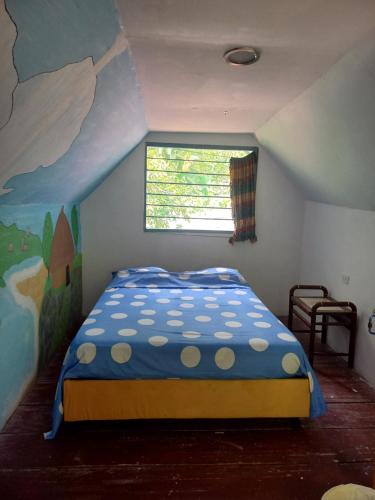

44,267,326,439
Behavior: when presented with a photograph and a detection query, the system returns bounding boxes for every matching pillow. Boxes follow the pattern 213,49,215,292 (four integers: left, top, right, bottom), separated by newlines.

113,266,167,278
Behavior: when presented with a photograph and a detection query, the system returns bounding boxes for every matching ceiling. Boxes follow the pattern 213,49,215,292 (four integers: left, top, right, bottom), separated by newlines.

118,0,375,133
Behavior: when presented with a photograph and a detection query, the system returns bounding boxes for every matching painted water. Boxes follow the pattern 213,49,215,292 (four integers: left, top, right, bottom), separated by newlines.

0,256,41,428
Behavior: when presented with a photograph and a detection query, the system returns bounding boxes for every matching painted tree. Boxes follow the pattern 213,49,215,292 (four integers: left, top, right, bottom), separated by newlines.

42,212,53,269
71,205,79,249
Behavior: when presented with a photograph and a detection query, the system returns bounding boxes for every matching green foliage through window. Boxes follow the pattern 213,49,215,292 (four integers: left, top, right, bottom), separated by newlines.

145,144,254,231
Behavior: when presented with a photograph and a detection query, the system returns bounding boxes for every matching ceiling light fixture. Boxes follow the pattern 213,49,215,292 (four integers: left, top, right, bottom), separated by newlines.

223,47,259,66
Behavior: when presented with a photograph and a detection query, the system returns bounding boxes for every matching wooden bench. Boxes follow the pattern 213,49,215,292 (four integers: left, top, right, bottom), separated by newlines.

288,285,357,368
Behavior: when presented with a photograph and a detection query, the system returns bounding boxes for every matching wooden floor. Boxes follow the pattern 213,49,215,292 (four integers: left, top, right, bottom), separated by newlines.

1,324,375,500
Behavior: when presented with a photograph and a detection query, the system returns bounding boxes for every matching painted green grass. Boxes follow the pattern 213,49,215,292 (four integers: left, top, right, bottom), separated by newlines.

73,253,82,269
0,223,42,287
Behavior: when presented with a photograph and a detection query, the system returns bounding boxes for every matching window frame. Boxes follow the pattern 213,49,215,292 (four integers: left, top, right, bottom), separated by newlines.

144,142,258,234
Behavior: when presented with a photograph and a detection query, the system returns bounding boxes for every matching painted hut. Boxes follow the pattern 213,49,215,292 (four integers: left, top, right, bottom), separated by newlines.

49,207,75,289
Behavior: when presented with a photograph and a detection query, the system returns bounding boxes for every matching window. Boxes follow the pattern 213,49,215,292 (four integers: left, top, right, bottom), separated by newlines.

144,143,256,232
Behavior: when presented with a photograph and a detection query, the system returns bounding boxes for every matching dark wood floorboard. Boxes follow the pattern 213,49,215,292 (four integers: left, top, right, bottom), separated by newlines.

1,323,375,499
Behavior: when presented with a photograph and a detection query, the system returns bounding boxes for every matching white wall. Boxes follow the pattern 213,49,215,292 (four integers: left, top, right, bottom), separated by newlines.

257,38,375,212
81,132,304,315
300,201,375,385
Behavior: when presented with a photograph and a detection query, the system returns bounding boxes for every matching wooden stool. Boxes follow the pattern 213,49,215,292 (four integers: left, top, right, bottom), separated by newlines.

288,285,357,368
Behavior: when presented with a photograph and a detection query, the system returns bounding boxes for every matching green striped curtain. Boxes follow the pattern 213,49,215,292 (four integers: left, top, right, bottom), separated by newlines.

229,151,258,244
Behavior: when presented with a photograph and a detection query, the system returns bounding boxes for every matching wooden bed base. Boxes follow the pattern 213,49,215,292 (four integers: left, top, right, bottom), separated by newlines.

63,378,310,421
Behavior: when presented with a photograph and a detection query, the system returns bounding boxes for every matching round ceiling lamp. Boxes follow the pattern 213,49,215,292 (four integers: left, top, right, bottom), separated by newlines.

223,47,259,66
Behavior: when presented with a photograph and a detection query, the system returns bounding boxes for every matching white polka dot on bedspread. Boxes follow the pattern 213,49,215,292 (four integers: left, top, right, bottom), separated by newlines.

182,331,201,339
277,333,297,342
167,320,184,327
141,309,156,316
105,301,120,306
214,332,233,340
111,343,132,363
253,321,271,329
215,347,235,369
76,343,96,364
118,328,137,337
247,312,263,318
83,318,96,325
225,321,242,328
149,336,168,347
219,274,230,281
180,346,201,367
138,318,155,326
167,310,183,317
111,313,128,319
180,303,194,309
157,298,170,304
84,328,105,336
221,312,236,318
249,338,269,352
307,371,314,392
254,305,268,311
195,315,211,322
90,309,102,315
282,353,301,374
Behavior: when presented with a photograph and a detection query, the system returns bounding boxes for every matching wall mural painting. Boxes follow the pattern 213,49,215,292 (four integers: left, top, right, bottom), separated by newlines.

0,206,82,427
0,0,145,428
0,0,17,129
0,1,128,196
0,0,146,204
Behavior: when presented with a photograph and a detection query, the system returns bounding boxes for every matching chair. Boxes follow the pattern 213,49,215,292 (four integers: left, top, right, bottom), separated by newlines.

288,285,357,367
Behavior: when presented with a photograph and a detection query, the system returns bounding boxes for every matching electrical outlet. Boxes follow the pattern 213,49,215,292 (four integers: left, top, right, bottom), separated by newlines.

342,274,350,285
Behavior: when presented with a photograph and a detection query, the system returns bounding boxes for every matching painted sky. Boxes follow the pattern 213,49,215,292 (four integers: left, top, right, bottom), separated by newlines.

0,0,147,206
6,0,120,81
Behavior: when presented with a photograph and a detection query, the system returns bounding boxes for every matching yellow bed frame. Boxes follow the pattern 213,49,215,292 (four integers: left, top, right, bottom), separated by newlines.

63,378,310,421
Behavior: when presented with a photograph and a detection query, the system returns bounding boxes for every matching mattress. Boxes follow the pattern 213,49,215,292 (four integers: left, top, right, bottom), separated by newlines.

44,266,326,439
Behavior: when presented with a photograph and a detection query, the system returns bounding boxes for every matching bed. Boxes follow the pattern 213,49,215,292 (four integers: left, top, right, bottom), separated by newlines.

45,267,326,439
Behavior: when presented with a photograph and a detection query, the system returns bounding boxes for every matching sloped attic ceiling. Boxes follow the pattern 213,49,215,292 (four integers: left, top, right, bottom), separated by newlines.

0,0,147,205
